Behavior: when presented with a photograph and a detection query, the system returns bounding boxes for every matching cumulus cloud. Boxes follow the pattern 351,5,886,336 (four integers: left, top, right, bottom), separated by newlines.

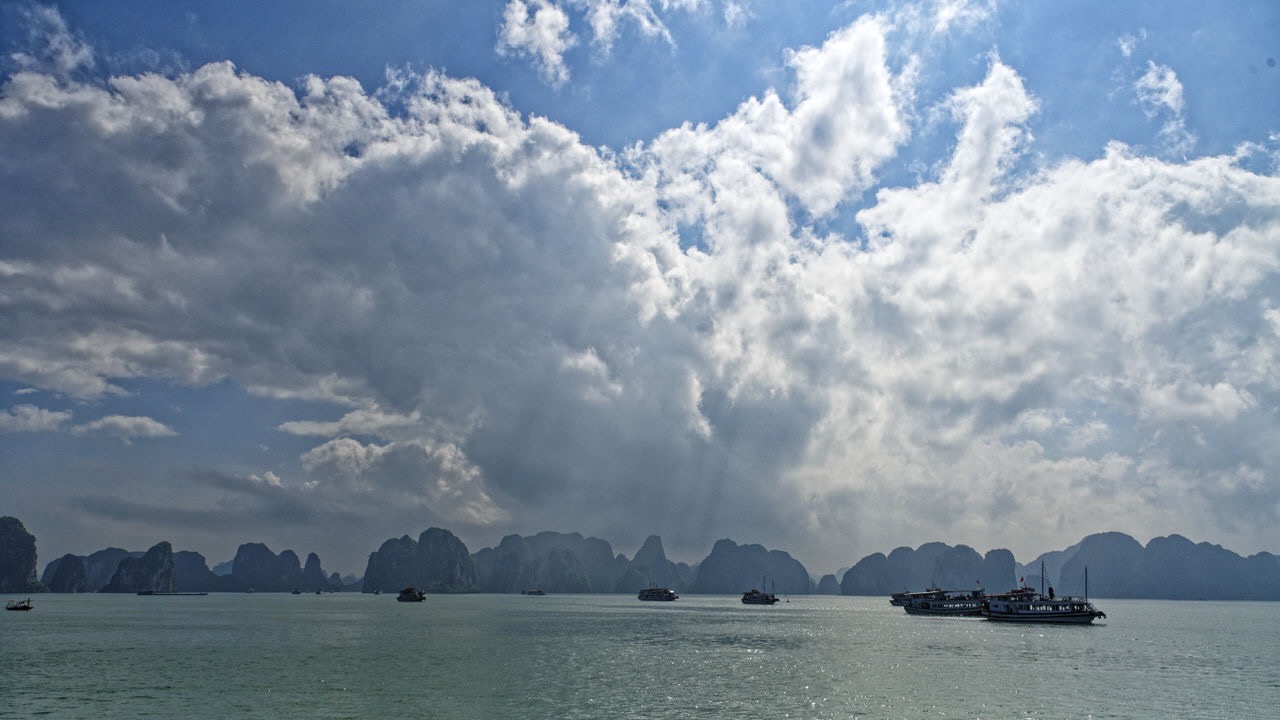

644,16,909,221
498,0,577,86
2,6,1278,571
0,403,71,432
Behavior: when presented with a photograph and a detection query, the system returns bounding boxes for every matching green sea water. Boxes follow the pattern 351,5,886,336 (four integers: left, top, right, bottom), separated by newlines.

3,593,1278,719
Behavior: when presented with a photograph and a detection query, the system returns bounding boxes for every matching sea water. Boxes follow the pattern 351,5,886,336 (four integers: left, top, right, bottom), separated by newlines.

3,593,1278,719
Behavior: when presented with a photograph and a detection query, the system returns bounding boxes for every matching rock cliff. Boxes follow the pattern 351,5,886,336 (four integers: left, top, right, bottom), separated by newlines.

0,516,45,593
362,527,477,593
173,550,225,592
1050,532,1280,600
689,538,811,595
101,541,177,593
612,535,690,592
44,553,88,593
840,542,1015,595
471,531,623,593
222,542,332,592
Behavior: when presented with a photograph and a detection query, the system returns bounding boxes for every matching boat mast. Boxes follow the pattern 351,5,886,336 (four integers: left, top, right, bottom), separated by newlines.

1040,560,1046,597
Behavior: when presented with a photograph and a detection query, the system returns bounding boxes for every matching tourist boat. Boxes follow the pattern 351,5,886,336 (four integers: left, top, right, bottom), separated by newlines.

889,586,945,606
637,587,678,601
5,598,33,611
741,588,780,605
982,563,1106,624
740,576,780,605
902,589,985,616
396,586,427,602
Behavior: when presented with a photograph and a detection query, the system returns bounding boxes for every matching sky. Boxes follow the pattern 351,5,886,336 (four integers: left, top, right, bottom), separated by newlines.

1,1,1278,578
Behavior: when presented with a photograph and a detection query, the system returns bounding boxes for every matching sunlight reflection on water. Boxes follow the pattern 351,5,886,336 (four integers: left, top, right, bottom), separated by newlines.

3,594,1278,718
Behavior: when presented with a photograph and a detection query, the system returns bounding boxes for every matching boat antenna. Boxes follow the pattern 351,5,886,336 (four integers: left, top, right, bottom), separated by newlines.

1040,560,1046,598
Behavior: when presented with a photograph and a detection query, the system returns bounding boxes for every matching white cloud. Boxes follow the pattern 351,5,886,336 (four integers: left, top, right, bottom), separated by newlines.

2,6,1278,570
71,415,178,443
0,403,71,432
279,406,422,438
8,4,94,76
498,0,577,87
1117,29,1147,59
1135,61,1184,116
300,437,508,526
570,0,682,52
496,1,737,84
644,15,909,222
1135,61,1195,157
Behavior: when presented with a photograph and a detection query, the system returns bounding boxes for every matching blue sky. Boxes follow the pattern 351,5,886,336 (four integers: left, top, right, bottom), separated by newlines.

1,1,1278,577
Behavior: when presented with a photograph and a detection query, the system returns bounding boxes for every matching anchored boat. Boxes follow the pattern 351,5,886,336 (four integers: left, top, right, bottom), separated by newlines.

983,563,1106,624
741,577,780,605
637,587,678,601
889,587,946,606
902,588,985,616
396,586,426,602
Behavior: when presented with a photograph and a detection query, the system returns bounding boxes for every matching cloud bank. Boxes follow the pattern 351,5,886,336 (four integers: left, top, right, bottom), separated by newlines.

2,6,1277,572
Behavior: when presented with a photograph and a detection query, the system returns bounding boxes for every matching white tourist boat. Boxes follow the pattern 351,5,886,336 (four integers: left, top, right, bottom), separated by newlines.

889,586,945,606
982,563,1106,624
902,588,985,616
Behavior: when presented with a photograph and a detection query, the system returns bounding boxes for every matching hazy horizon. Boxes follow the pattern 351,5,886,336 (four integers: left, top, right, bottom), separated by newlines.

18,521,1269,582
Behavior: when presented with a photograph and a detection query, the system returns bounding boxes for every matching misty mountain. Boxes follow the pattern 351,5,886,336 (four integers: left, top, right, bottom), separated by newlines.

8,514,1280,599
840,532,1280,600
815,574,841,595
362,528,477,593
689,538,812,595
1051,532,1280,600
611,535,693,593
471,531,625,593
839,542,1016,595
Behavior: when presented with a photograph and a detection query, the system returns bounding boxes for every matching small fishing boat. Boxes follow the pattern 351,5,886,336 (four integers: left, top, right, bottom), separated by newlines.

637,587,678,601
522,588,546,595
396,586,426,602
5,598,33,611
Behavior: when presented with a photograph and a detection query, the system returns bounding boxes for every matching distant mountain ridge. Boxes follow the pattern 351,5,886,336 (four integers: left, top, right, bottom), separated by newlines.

37,539,346,593
4,514,1278,600
841,532,1280,600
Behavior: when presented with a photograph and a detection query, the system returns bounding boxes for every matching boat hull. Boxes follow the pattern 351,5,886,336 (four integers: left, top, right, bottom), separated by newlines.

903,603,983,616
983,611,1103,624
